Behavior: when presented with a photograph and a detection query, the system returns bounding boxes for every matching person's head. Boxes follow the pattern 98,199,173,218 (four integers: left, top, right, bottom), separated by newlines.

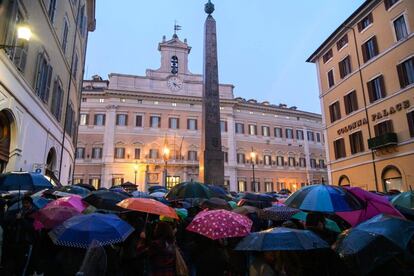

153,221,175,243
22,195,33,210
305,212,325,230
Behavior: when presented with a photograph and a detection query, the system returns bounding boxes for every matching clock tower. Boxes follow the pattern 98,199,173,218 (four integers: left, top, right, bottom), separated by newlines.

157,34,192,75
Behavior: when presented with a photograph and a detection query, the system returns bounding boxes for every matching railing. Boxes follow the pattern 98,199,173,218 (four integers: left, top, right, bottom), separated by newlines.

368,132,398,150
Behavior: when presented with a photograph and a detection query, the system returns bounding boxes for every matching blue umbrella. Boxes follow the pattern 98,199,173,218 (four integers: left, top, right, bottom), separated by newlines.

0,172,55,192
8,196,51,211
56,185,91,198
285,184,362,212
235,227,329,251
49,213,134,248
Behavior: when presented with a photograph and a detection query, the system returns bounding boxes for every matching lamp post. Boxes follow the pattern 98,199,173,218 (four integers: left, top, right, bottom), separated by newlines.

0,24,32,49
250,149,256,192
163,146,170,188
133,162,138,185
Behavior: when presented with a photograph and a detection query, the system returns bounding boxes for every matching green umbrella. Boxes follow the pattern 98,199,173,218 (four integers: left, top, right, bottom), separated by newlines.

228,201,237,209
292,211,341,233
391,191,414,209
165,181,214,200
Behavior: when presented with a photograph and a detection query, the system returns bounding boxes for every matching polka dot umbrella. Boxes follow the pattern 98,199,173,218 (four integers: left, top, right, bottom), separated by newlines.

186,209,253,240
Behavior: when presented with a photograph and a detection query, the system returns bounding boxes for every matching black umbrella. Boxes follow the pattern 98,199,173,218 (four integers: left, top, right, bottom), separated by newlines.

83,190,128,212
148,185,168,194
258,205,300,221
74,183,96,191
165,182,214,201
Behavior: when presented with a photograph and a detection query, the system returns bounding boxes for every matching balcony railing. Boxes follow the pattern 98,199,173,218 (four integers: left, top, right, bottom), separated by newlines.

368,132,398,150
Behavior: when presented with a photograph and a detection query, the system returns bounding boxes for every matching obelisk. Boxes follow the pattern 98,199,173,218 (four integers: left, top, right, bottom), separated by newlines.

199,0,225,186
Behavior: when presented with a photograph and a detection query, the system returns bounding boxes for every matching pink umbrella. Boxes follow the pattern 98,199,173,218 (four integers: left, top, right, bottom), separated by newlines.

33,205,81,229
336,187,404,226
186,209,253,240
47,195,88,212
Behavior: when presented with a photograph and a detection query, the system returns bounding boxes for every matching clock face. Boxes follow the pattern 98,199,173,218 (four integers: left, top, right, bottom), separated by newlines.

167,76,183,91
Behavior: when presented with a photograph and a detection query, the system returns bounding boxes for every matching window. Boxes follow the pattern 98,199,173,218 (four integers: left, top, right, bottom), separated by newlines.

62,18,69,54
264,155,271,166
393,15,408,41
51,80,64,121
64,103,75,137
34,53,53,103
277,156,284,166
407,111,414,137
249,124,257,135
224,152,228,163
78,4,86,36
337,34,348,50
262,126,270,137
367,75,386,103
136,115,143,127
220,121,228,132
385,0,400,10
82,98,87,102
350,131,365,154
362,36,378,62
72,53,78,79
319,160,325,168
92,148,102,159
310,159,317,168
251,181,260,193
99,99,105,103
79,114,89,126
187,119,198,130
344,91,358,114
235,123,244,134
114,148,125,159
94,114,106,126
339,56,352,78
112,177,124,186
296,130,304,140
358,13,373,32
188,151,197,161
134,148,141,159
48,0,57,23
89,178,101,189
274,127,282,138
323,49,333,63
149,149,159,159
150,116,161,128
329,101,341,123
397,57,414,88
5,8,28,72
299,158,306,167
334,138,346,159
374,120,393,136
116,114,128,126
316,133,321,143
238,180,246,192
237,153,245,164
307,131,315,141
265,182,273,193
75,147,85,159
169,117,179,129
171,56,178,74
288,157,295,167
327,69,335,88
286,128,294,139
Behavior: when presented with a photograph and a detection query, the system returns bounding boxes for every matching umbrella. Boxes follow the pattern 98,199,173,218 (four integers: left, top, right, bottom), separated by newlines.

165,182,215,200
83,190,128,212
150,191,166,198
56,185,91,197
285,184,363,212
0,172,55,192
232,205,259,215
109,187,131,197
175,208,188,219
333,214,414,275
117,198,178,219
235,227,330,251
228,201,237,209
336,187,404,226
47,195,88,212
132,190,150,198
33,205,81,229
49,213,134,248
292,211,341,233
8,195,51,211
242,193,275,202
258,205,300,222
148,185,168,194
186,209,252,239
74,183,96,191
391,191,414,209
200,197,232,210
206,185,232,200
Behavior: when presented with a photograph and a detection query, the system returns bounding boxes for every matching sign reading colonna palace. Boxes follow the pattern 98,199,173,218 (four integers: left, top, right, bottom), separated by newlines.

74,34,327,192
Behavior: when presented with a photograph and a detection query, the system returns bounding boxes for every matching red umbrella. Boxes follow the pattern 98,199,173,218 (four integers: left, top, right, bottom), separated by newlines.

33,205,81,229
47,195,88,212
186,209,252,240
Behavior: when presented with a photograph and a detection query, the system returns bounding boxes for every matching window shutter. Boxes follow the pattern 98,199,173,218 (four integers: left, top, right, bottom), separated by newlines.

361,43,368,63
396,63,407,88
367,80,374,103
373,36,378,56
125,115,128,126
44,64,53,103
379,75,386,98
158,117,161,128
102,115,106,125
34,53,43,94
357,21,362,32
407,112,414,137
195,119,197,130
225,121,228,132
385,0,390,10
169,118,172,128
85,114,89,125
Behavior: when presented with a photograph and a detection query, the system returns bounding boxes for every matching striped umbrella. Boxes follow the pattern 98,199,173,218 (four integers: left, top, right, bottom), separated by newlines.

285,184,363,213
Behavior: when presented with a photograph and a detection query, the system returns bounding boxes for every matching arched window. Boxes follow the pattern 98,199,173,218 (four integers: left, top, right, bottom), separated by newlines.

382,166,403,192
338,175,350,187
170,56,178,74
0,111,12,172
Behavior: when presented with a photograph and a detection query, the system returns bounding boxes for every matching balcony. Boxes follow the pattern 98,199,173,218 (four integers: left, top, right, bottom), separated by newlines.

368,132,398,150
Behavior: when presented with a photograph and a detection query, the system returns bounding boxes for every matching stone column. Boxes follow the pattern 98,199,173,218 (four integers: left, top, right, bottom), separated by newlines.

303,127,311,184
102,105,117,188
227,114,237,191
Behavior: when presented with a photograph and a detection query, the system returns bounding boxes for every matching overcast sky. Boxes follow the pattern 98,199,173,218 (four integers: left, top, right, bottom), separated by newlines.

85,0,365,114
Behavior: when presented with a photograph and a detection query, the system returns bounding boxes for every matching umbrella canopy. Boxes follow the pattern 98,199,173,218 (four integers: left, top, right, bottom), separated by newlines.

33,205,81,229
0,172,55,192
47,195,88,213
83,190,128,212
131,190,150,198
109,187,131,197
200,197,232,210
336,187,404,226
56,185,91,198
285,184,363,213
292,211,341,233
8,195,51,211
206,185,232,200
258,205,300,222
117,198,178,219
186,209,252,240
165,182,215,200
148,185,168,194
232,206,259,216
150,191,166,198
74,183,96,191
333,214,414,275
49,213,133,248
175,208,188,220
242,193,275,202
391,191,414,209
235,227,330,251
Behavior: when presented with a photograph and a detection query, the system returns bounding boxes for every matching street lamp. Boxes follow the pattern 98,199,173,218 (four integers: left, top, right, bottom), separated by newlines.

133,162,138,185
163,146,170,188
250,149,256,192
0,24,32,49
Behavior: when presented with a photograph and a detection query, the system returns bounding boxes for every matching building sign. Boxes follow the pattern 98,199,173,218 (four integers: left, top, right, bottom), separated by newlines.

371,100,410,122
337,118,368,135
